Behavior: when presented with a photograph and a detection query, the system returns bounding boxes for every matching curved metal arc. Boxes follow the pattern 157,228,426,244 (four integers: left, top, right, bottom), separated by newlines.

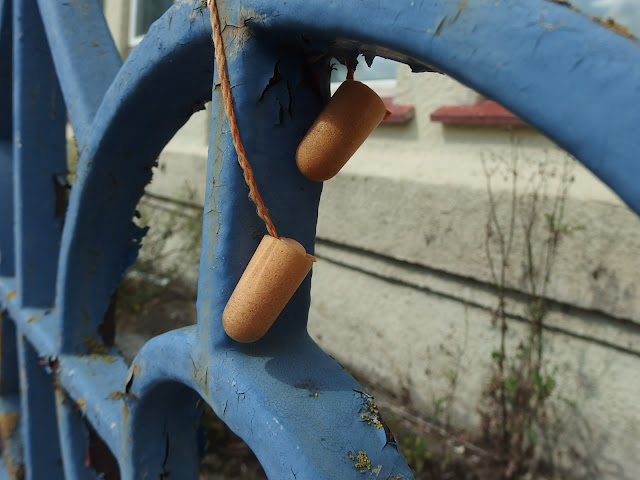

122,328,414,479
208,338,414,479
245,0,640,216
35,0,122,145
116,328,203,479
54,2,214,353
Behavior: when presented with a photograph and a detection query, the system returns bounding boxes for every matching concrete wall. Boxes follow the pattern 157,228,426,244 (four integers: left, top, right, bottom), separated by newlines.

102,4,640,478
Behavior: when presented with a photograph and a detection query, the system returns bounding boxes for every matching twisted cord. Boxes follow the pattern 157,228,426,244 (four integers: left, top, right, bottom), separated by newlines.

208,0,278,238
347,67,355,80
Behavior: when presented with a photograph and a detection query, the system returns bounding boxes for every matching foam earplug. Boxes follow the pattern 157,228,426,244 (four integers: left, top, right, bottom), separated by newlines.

296,79,387,181
222,235,316,342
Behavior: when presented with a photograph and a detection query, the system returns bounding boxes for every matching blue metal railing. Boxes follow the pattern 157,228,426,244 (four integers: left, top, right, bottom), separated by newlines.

1,0,639,478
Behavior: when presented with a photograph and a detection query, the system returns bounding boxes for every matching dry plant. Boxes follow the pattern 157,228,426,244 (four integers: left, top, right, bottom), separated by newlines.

478,136,587,479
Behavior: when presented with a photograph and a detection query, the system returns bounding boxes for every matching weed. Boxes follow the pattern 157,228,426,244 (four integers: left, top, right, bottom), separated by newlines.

399,435,431,473
479,136,587,478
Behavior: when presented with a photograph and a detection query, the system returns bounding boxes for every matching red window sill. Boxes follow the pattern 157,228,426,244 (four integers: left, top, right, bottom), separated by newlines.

382,98,415,124
430,101,529,127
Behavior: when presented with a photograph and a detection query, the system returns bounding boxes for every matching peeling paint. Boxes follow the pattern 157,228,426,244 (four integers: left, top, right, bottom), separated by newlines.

355,390,397,446
545,0,634,38
233,8,266,52
109,390,138,401
125,364,140,395
594,16,633,38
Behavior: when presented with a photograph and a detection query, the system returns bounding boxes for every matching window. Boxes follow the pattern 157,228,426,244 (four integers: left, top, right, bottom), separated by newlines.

330,55,398,97
129,0,175,47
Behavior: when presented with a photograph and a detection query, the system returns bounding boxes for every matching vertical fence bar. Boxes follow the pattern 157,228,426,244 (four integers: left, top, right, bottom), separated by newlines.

0,144,12,278
122,380,202,479
0,0,11,140
17,335,63,480
55,391,102,480
0,312,18,396
34,0,121,145
0,0,13,278
12,0,67,308
51,1,213,354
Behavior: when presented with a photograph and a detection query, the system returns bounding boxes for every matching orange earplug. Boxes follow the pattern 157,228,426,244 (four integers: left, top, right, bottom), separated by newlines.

296,79,387,181
222,236,316,342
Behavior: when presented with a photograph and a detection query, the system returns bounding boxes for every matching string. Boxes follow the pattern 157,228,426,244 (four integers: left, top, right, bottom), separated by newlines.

208,0,278,239
347,67,355,80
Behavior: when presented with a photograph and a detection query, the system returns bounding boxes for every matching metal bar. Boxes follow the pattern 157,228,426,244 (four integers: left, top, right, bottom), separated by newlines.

0,311,18,396
56,354,129,457
245,0,640,216
34,0,122,145
17,335,64,480
1,282,126,472
0,0,11,140
188,3,413,477
0,276,59,357
0,143,12,278
196,0,325,349
125,382,203,480
118,328,202,478
54,1,213,353
12,0,67,308
1,273,126,459
0,0,13,278
54,390,102,480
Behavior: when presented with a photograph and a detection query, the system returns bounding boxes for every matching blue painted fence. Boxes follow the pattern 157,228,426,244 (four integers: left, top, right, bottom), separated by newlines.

0,0,639,478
